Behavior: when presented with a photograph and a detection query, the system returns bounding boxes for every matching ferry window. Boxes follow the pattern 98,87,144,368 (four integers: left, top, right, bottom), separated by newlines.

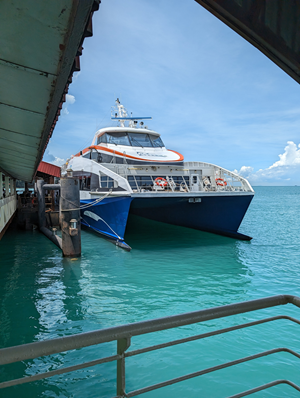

79,175,91,190
150,135,164,147
134,175,153,188
106,132,130,146
97,134,107,144
127,176,137,190
91,151,98,160
100,176,114,188
129,133,152,147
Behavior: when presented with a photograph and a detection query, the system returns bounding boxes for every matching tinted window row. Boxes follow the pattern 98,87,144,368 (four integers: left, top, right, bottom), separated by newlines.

97,132,164,148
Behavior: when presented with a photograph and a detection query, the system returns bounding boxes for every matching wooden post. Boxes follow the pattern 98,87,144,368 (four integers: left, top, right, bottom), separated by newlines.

60,176,81,257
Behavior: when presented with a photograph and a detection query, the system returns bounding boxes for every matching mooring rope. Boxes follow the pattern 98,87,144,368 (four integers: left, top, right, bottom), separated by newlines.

59,190,112,212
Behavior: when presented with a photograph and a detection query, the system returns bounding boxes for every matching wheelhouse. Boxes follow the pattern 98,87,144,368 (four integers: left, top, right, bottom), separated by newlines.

97,131,165,148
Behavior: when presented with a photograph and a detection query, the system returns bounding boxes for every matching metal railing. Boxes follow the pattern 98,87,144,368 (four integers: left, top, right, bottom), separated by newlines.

1,295,300,397
184,162,254,192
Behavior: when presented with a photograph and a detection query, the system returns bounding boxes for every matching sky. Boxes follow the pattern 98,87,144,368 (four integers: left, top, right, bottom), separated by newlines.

44,0,300,186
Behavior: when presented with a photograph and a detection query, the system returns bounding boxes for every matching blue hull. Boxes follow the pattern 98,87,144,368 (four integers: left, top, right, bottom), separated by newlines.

80,193,254,247
130,194,254,240
80,196,133,246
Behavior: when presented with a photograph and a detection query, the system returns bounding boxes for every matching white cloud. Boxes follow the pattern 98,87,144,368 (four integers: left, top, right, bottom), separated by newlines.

43,151,65,167
50,157,65,167
235,141,300,185
66,94,76,105
269,141,300,168
233,166,254,180
62,94,76,115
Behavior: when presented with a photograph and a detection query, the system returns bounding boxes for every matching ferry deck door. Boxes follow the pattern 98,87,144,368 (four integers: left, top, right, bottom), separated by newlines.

190,173,202,192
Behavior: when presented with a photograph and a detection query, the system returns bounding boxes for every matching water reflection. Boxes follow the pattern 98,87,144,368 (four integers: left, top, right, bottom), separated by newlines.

0,229,72,397
0,231,41,349
61,259,85,323
126,214,242,250
77,216,252,329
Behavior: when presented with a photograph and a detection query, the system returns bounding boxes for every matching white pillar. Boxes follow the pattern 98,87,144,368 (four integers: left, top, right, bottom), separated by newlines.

0,173,2,199
5,176,10,197
11,179,16,195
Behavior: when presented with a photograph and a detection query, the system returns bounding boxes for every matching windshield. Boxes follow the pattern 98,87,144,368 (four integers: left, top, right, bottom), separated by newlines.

97,132,165,147
150,135,164,147
106,132,130,146
128,133,152,147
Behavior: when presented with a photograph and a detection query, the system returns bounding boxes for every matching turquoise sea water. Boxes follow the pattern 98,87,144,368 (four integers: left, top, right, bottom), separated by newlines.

1,186,300,397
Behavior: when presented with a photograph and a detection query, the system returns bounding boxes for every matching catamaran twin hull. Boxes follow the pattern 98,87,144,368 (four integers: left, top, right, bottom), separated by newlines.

79,191,254,250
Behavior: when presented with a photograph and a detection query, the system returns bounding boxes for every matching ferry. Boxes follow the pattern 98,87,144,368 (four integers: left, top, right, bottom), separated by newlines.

65,99,254,250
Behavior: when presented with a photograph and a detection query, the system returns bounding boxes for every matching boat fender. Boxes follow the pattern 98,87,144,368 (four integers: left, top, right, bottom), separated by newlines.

215,178,227,186
154,177,168,187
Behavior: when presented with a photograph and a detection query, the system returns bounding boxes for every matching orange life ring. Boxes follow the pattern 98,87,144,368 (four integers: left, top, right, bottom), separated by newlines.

32,197,38,205
154,177,168,187
215,178,227,186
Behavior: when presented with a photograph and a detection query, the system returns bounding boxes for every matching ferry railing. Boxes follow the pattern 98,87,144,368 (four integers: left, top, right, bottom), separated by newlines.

1,295,300,396
134,175,191,193
132,174,139,191
184,161,254,193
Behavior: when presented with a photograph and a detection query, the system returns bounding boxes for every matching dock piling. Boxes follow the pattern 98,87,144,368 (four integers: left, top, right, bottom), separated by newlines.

60,176,81,257
37,177,81,257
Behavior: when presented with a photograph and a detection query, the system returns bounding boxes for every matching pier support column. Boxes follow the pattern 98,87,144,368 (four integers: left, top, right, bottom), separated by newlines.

5,176,10,197
60,176,81,257
0,173,3,199
11,179,15,196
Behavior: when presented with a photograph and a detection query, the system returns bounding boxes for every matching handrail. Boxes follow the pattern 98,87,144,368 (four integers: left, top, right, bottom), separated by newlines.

184,161,254,192
1,294,300,396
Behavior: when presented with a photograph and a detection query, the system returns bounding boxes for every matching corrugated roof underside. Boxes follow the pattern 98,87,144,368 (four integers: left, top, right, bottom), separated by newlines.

0,0,96,181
